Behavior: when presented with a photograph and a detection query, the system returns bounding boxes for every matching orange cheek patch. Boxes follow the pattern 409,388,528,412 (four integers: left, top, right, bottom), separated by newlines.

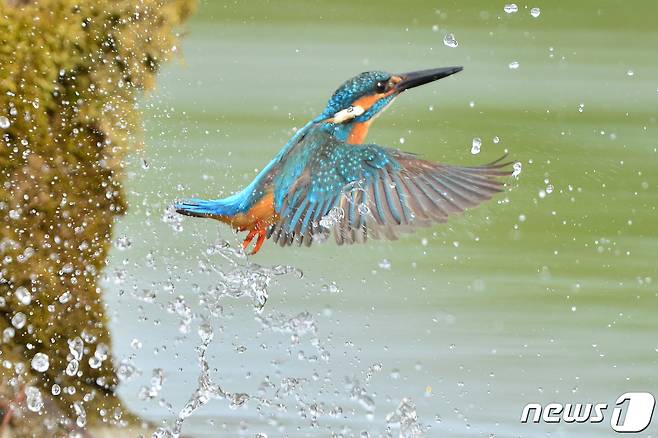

352,94,381,112
352,88,397,111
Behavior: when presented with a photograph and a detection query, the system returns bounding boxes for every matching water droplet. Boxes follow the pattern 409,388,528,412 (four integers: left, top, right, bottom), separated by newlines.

385,398,426,435
546,184,554,194
508,61,520,69
512,162,522,177
51,384,61,396
68,337,84,360
578,103,585,113
530,7,541,18
15,286,32,305
114,235,132,250
89,355,102,369
626,69,634,77
229,392,249,409
0,116,10,129
321,281,341,294
163,205,183,233
3,327,15,343
443,33,458,48
198,321,213,344
25,386,43,412
94,344,108,362
378,259,392,270
138,368,165,400
503,3,518,13
493,136,500,144
11,312,26,329
471,137,482,155
74,401,86,427
66,359,79,376
58,291,71,304
31,352,50,372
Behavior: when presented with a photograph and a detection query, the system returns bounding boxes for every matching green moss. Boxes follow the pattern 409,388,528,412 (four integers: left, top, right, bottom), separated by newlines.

0,0,195,434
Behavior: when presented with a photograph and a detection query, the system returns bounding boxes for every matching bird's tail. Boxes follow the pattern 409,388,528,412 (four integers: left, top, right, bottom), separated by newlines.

174,198,226,218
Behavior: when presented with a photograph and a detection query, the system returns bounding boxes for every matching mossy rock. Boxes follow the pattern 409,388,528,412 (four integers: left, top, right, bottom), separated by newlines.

0,0,195,435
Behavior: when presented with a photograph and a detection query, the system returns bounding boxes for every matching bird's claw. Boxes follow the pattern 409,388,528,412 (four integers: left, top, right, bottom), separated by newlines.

242,227,266,255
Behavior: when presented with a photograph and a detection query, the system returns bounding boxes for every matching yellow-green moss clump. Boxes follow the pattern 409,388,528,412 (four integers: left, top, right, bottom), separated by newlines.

0,0,194,435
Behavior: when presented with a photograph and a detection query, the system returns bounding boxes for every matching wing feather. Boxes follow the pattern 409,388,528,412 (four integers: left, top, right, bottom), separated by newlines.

270,130,512,248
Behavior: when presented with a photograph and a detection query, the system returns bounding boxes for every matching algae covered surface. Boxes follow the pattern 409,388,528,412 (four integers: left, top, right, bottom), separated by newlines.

0,0,194,434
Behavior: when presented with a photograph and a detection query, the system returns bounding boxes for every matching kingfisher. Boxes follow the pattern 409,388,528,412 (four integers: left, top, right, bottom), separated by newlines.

175,67,511,254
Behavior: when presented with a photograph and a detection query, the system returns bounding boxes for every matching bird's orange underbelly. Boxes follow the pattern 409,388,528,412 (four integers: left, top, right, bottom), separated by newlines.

216,191,278,231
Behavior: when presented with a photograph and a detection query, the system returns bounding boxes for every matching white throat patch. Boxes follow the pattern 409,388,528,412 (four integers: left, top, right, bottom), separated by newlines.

333,105,365,123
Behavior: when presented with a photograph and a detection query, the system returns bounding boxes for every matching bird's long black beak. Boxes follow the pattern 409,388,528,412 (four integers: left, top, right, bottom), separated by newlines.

395,66,463,92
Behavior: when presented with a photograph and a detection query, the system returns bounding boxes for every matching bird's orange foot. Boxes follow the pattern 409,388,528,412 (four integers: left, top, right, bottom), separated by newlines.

242,228,267,255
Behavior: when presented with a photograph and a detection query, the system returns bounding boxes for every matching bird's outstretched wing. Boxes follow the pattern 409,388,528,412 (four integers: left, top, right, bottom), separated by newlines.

269,137,512,247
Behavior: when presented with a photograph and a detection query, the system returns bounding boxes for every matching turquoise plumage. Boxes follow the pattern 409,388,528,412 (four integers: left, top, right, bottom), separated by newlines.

175,67,512,253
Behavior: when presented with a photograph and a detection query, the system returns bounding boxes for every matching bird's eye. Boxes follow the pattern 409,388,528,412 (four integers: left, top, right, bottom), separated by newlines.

375,81,387,93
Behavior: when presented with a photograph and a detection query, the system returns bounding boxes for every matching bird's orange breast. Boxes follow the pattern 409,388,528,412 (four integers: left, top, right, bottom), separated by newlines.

347,120,373,144
346,92,391,144
216,191,278,231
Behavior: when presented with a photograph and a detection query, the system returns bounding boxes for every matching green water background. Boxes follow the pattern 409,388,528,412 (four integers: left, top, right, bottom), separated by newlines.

105,1,658,436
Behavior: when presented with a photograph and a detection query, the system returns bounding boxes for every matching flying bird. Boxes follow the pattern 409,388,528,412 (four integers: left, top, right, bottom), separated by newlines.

175,67,511,254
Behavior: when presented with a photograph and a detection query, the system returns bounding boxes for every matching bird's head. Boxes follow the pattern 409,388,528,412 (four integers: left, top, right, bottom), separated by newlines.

318,66,463,142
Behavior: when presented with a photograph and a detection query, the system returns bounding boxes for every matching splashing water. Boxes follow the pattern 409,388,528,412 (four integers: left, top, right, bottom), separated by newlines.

471,137,482,155
202,239,302,311
25,386,44,413
149,238,304,436
320,206,344,229
31,352,50,373
513,162,523,178
442,33,458,48
162,205,184,233
385,398,428,437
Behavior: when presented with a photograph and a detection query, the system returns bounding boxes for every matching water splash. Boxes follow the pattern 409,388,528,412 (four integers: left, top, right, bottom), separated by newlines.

385,398,428,437
471,137,482,155
150,239,303,436
442,33,458,48
201,239,302,311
